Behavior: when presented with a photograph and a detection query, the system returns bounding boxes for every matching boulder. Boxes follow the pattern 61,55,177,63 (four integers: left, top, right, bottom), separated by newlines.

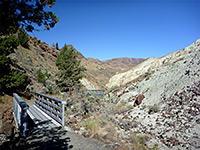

134,94,145,106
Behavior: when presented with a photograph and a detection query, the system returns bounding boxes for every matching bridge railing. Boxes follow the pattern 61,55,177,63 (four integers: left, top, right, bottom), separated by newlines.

34,92,66,126
85,90,105,96
13,93,29,137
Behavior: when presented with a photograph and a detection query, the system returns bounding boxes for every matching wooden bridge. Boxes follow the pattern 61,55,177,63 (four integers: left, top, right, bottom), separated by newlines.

13,92,66,136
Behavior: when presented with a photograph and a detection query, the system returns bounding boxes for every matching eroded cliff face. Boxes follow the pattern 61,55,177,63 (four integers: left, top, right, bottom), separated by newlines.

103,39,200,149
106,40,199,89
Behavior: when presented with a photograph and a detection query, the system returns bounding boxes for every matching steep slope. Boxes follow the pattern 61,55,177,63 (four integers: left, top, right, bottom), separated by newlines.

106,41,196,89
83,57,144,89
12,35,143,91
80,57,118,89
12,35,59,93
104,39,200,149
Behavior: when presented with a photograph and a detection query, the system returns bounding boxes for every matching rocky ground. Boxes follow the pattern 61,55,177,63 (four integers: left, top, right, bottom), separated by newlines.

1,39,199,149
65,39,200,149
100,39,200,149
0,105,15,148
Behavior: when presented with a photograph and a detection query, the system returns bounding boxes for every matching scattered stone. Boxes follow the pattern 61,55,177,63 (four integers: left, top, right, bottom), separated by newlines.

134,94,145,106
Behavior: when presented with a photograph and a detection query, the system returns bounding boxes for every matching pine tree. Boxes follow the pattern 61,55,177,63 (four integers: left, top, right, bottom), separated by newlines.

56,42,59,50
0,0,58,94
56,44,86,95
0,0,59,35
0,36,27,93
18,28,29,48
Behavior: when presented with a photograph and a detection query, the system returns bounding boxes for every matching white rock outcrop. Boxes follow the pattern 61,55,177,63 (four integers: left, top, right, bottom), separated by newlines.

106,40,198,89
80,78,97,90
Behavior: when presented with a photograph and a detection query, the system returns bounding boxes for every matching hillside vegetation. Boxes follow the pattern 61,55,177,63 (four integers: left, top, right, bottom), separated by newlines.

8,34,143,93
1,37,200,150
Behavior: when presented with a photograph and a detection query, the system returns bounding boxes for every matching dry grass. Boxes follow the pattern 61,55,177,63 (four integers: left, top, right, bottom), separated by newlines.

78,118,101,134
77,115,120,143
129,133,148,150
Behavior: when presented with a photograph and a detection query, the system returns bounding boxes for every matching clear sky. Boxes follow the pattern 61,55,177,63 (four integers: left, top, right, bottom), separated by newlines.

29,0,200,61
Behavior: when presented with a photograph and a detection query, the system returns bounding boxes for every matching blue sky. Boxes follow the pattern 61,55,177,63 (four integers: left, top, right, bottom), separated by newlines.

29,0,200,61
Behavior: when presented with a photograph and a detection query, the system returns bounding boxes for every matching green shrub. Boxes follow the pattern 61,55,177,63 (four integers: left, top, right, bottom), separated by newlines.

23,56,32,65
130,133,148,150
0,97,3,103
0,71,28,93
84,118,101,134
140,105,147,110
18,28,28,48
55,89,60,94
148,104,160,114
36,68,46,84
47,86,52,94
152,144,159,150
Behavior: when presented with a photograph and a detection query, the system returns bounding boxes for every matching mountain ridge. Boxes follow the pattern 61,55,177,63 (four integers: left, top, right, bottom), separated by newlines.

106,40,199,89
11,34,144,92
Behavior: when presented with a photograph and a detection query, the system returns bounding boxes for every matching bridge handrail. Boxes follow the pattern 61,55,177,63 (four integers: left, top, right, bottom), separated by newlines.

34,92,66,126
13,93,29,137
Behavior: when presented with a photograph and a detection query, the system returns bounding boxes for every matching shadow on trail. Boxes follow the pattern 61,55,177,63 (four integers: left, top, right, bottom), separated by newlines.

0,126,73,150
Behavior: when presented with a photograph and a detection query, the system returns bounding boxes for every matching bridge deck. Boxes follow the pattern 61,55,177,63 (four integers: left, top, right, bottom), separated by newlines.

27,105,61,128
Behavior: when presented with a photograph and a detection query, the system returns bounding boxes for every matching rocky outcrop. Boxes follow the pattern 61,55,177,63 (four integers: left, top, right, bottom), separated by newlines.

134,94,144,106
104,39,200,149
80,78,98,90
106,40,199,89
0,104,15,146
126,81,200,150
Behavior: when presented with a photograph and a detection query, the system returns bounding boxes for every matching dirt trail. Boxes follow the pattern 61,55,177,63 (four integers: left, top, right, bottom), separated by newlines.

0,99,114,150
0,126,114,150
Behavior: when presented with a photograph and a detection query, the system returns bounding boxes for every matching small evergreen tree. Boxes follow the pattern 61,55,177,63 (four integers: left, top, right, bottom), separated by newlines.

18,28,29,48
56,44,86,95
0,36,28,93
56,42,59,50
36,68,46,85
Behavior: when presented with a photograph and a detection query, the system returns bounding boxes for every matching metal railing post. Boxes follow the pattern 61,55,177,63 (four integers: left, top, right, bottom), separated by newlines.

13,93,29,137
62,103,65,126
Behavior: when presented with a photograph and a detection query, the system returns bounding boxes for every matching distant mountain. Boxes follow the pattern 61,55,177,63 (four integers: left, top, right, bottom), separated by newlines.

82,57,144,89
102,57,144,69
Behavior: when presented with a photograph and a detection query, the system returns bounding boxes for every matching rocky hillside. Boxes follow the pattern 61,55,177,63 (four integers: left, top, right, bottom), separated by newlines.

106,41,198,89
55,38,200,150
10,35,143,92
1,37,199,149
10,35,59,94
102,39,200,149
81,57,144,90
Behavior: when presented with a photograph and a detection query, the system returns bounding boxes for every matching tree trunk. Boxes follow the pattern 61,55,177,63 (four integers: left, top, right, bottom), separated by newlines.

68,85,72,97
